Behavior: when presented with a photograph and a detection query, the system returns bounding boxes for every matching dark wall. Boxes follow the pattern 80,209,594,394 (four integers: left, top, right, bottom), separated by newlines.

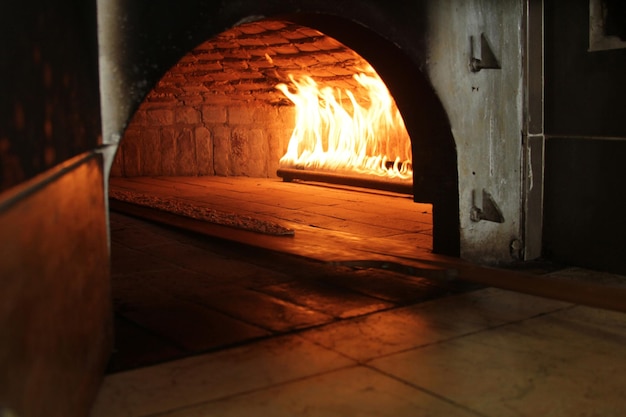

0,0,101,192
545,0,626,136
0,1,111,415
543,0,626,273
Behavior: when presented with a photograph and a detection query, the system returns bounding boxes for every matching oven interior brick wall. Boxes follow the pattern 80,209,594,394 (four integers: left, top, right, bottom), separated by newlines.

111,20,371,178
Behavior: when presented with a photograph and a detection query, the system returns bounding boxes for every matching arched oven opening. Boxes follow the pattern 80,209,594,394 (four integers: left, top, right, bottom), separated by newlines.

108,15,460,257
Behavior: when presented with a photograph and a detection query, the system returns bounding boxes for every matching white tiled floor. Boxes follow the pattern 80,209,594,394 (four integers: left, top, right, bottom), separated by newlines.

91,281,626,417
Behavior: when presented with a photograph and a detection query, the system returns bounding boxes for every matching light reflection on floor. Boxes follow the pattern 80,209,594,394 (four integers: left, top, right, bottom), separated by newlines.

91,208,626,417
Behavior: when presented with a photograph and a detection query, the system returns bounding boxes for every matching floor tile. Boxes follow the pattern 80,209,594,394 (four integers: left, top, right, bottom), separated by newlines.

547,266,626,287
90,335,355,417
113,276,270,351
408,287,572,330
317,266,462,304
258,279,394,319
369,306,626,417
298,303,463,362
199,288,334,332
299,288,571,361
158,366,480,417
110,243,175,276
140,242,280,283
106,315,186,373
109,222,177,249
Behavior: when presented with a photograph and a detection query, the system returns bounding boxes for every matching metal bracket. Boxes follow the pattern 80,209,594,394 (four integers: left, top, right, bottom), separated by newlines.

470,33,501,72
470,189,505,223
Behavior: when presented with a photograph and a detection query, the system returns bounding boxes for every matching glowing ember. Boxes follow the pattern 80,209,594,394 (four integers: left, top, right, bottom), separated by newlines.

276,65,412,180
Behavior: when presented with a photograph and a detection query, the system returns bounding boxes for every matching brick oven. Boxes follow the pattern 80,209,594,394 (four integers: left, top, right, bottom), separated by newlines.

108,18,461,255
102,2,530,263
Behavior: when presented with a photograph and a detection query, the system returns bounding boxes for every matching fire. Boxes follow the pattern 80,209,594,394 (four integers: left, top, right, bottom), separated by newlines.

276,65,412,180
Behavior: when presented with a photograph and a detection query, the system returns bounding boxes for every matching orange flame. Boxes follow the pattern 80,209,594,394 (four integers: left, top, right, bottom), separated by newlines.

276,66,412,180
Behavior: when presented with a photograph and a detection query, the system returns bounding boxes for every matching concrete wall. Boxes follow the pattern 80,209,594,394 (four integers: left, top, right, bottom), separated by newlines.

423,0,525,263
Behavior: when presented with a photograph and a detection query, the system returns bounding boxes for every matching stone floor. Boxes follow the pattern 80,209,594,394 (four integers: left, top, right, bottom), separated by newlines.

91,179,626,417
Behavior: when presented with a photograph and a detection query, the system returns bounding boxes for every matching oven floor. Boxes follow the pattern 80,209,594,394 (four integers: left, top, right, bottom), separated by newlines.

108,176,433,262
92,188,626,416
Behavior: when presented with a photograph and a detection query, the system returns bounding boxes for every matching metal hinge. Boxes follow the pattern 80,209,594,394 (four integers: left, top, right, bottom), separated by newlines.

470,33,501,72
470,189,505,223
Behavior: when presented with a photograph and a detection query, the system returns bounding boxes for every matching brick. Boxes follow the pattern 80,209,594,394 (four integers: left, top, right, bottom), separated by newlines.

208,71,243,82
312,52,345,65
146,108,175,126
295,42,321,53
227,106,256,125
330,51,363,63
261,35,290,46
194,61,223,72
180,84,209,95
311,37,344,51
180,95,205,106
139,129,162,175
201,106,227,124
145,94,178,106
290,54,319,67
121,138,141,177
194,126,213,175
249,48,274,58
259,20,288,31
175,129,198,175
191,47,219,57
160,73,186,86
296,27,323,37
326,66,357,76
175,107,200,124
232,83,264,93
194,50,225,61
272,44,300,55
212,126,231,176
228,128,269,177
160,128,178,176
129,109,148,126
174,62,198,73
268,55,302,69
237,23,267,35
214,40,239,49
247,58,275,70
222,48,252,60
281,29,313,41
307,68,338,79
222,59,250,70
237,37,267,47
152,86,183,97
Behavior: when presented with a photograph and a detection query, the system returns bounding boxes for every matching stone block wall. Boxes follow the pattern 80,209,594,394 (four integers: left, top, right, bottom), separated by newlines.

111,19,368,178
113,102,295,177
